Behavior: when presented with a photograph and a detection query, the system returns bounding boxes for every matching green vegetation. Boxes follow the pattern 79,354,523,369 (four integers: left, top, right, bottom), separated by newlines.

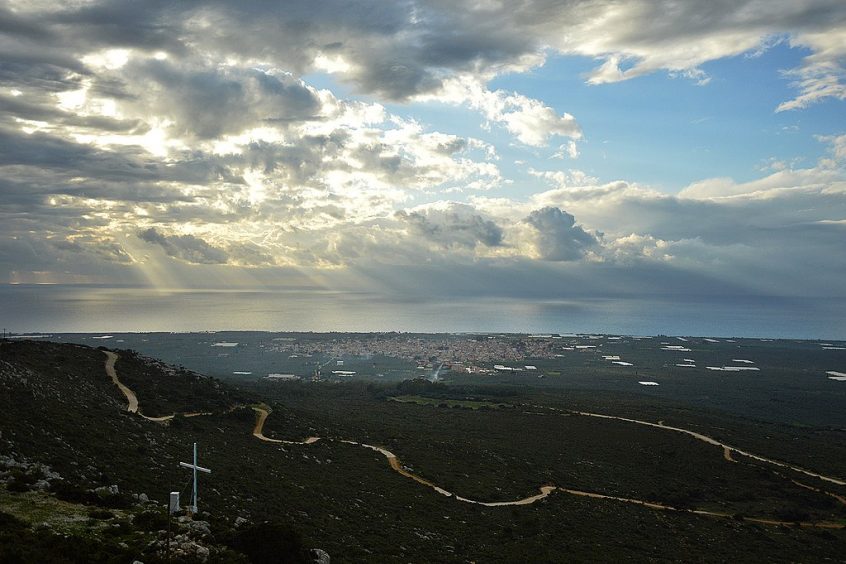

0,509,141,564
108,347,254,417
2,338,846,562
230,521,310,564
389,394,512,409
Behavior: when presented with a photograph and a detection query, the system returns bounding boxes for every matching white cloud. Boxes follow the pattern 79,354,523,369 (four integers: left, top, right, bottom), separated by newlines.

2,0,846,303
776,30,846,111
421,76,581,147
553,140,580,160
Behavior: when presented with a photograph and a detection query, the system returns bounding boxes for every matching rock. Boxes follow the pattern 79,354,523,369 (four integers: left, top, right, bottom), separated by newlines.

311,548,331,564
168,537,210,563
138,493,149,503
195,545,210,561
234,516,248,528
186,520,211,537
94,484,119,496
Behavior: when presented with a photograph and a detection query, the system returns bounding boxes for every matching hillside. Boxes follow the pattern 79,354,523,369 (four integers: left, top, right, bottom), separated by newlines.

1,339,846,562
0,340,311,563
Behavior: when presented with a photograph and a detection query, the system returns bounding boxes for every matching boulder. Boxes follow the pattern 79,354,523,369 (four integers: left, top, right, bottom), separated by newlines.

312,548,331,564
186,520,211,537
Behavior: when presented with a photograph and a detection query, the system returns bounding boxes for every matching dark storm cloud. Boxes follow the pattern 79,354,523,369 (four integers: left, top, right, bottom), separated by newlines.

347,255,760,302
0,58,86,93
350,58,442,101
4,0,845,105
396,204,504,249
0,6,49,40
138,227,229,264
0,176,194,207
226,242,275,267
242,133,350,179
136,227,277,266
602,187,846,248
0,234,132,281
0,126,235,191
115,61,323,139
525,207,598,261
0,94,146,133
48,0,187,54
0,128,159,181
50,238,132,264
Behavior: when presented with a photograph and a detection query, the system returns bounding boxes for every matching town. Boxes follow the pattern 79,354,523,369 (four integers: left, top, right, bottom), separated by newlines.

261,333,606,375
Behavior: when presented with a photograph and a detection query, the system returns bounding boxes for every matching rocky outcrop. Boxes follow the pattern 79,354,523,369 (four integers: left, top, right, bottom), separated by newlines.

312,548,331,563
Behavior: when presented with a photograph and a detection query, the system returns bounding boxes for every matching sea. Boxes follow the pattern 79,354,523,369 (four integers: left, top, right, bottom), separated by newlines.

1,284,844,339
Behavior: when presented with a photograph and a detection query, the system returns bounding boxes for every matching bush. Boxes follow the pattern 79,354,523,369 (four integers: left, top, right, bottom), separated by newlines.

52,481,94,504
87,509,114,520
134,509,169,532
6,469,37,492
230,521,309,564
774,507,811,523
96,492,132,510
7,478,32,492
101,519,131,537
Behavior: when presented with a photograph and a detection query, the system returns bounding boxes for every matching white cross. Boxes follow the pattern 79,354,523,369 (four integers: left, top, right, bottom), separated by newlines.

179,442,211,514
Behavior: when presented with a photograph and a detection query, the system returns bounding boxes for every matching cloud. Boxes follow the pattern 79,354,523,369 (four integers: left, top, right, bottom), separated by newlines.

1,0,845,303
427,77,581,147
511,147,846,296
396,203,504,250
776,30,846,111
138,227,229,264
4,0,845,112
523,207,598,261
111,62,323,139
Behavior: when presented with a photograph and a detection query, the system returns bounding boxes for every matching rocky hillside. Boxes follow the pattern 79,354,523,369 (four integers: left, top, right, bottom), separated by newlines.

0,340,317,563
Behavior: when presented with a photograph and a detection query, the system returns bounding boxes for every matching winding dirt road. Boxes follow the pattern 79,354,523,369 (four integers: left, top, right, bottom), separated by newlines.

105,351,216,422
104,351,846,526
252,407,320,445
253,408,548,505
104,351,137,413
570,410,846,486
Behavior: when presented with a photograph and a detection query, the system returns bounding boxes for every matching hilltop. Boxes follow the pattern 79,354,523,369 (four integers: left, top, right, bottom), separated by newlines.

0,340,313,563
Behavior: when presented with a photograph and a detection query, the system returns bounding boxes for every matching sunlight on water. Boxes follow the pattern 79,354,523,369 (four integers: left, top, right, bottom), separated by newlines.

1,285,844,339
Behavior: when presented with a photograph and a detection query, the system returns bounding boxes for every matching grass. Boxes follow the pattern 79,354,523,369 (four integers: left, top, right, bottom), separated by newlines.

0,486,114,535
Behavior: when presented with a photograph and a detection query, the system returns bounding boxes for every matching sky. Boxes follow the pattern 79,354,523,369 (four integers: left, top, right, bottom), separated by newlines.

1,0,845,331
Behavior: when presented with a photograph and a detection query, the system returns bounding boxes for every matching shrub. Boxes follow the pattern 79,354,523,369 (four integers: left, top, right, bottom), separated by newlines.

6,469,37,492
87,509,114,520
230,521,309,564
774,507,810,523
52,481,90,503
134,510,170,532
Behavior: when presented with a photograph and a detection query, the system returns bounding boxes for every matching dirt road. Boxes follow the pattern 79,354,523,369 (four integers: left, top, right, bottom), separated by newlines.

104,351,137,413
103,350,846,525
571,410,846,486
252,407,320,444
